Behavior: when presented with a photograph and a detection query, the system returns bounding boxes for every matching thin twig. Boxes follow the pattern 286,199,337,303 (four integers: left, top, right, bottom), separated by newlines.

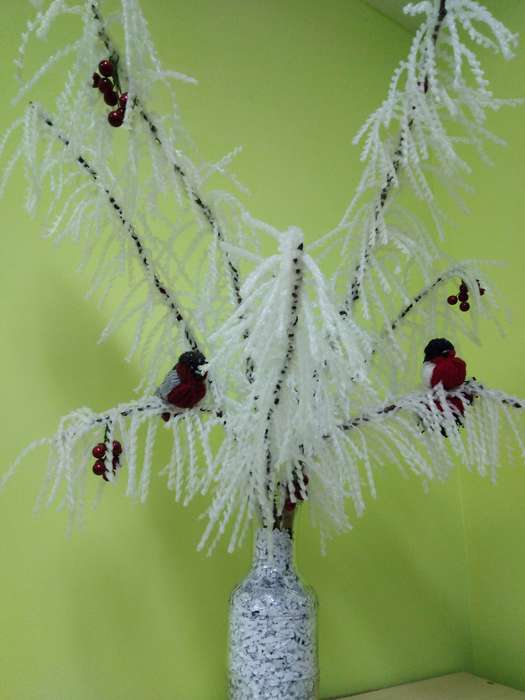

93,404,225,425
336,378,525,434
379,265,465,348
389,272,447,333
339,402,399,432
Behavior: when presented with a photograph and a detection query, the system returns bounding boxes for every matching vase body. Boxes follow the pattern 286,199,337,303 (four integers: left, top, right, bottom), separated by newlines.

228,527,318,699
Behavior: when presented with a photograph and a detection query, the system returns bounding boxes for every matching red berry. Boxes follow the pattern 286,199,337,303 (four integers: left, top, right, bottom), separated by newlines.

108,109,125,127
447,295,458,305
98,59,114,77
119,92,128,109
112,440,122,456
98,78,112,94
92,460,105,476
161,412,171,422
104,90,118,106
459,301,470,312
458,291,469,302
92,72,101,88
92,443,106,459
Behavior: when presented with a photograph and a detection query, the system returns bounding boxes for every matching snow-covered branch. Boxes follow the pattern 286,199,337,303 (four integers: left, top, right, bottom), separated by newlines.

342,0,448,312
263,236,305,469
36,105,202,354
381,262,494,343
90,0,244,307
4,0,265,392
3,394,225,532
314,0,519,335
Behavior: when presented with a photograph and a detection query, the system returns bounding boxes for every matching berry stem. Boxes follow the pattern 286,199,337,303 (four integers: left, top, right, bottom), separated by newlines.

365,266,468,364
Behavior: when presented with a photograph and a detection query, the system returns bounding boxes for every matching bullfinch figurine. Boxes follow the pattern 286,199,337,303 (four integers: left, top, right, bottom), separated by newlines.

157,351,208,416
422,338,467,418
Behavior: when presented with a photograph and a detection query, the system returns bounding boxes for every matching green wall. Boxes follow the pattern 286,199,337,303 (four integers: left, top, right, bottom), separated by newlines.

451,0,525,691
0,1,523,698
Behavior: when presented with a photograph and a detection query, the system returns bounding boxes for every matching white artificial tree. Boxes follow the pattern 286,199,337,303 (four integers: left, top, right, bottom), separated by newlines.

1,0,524,558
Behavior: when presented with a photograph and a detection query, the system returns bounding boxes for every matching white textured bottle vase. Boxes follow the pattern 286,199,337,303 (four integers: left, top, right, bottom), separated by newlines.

228,527,318,699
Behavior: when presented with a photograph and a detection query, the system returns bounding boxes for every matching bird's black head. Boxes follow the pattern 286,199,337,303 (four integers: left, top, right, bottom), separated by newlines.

424,337,455,363
177,350,207,375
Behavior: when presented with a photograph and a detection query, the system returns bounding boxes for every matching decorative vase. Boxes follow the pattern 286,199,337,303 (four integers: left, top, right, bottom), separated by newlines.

228,526,318,699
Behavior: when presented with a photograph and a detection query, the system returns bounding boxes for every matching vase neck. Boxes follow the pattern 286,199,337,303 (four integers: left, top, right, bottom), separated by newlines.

253,528,294,573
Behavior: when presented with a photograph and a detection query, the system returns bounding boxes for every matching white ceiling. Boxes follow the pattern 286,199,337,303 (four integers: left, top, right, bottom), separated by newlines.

363,0,420,31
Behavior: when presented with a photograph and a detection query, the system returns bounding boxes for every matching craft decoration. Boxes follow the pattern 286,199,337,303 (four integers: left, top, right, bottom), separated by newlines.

92,56,128,126
422,337,474,423
447,280,485,312
0,0,524,556
91,439,123,480
156,351,208,420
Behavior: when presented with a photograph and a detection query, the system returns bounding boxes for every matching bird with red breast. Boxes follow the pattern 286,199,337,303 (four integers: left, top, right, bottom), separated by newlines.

157,351,208,419
422,338,468,418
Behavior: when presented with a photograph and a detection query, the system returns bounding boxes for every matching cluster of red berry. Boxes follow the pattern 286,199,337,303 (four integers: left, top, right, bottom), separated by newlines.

447,279,485,312
91,440,123,481
284,474,309,512
92,59,128,127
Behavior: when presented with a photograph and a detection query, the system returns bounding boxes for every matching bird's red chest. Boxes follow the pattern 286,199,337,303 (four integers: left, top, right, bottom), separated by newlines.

166,365,207,409
430,355,466,390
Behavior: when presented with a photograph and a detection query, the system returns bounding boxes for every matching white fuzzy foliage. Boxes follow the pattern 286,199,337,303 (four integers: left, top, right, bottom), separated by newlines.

314,0,519,331
1,394,222,533
1,0,525,551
